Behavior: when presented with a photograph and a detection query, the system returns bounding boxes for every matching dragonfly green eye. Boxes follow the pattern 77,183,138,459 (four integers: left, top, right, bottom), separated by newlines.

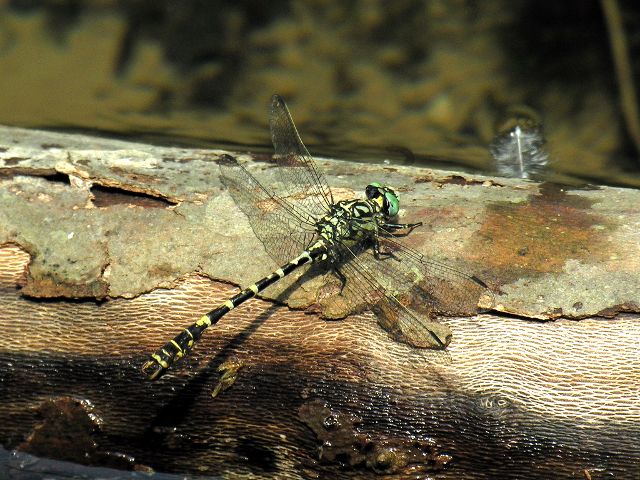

384,190,400,217
366,183,399,217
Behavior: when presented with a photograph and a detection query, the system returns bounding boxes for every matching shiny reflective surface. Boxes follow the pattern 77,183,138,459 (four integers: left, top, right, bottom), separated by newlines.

1,2,640,185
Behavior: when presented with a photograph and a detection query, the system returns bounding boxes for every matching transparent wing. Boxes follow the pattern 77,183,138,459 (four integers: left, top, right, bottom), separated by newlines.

335,243,451,349
269,95,334,217
374,230,494,315
329,229,492,349
218,154,320,266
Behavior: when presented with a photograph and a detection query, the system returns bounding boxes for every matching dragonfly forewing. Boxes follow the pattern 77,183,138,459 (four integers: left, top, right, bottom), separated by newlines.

269,94,334,217
219,154,319,266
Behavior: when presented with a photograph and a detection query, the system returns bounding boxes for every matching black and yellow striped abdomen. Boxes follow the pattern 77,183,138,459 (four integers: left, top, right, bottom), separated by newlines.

142,241,328,380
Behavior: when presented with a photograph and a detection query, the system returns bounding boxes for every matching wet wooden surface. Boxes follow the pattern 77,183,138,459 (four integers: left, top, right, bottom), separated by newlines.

1,126,639,479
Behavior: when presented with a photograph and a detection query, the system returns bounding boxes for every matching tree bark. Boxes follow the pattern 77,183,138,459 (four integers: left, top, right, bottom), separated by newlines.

1,125,639,479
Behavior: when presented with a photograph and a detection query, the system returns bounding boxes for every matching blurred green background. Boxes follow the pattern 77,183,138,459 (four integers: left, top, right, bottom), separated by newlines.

1,0,639,186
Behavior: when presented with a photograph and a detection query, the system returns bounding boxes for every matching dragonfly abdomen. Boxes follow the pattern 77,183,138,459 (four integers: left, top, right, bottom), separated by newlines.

142,241,328,380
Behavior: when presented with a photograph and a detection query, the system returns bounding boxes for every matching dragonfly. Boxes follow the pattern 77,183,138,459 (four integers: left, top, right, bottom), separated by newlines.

142,95,492,380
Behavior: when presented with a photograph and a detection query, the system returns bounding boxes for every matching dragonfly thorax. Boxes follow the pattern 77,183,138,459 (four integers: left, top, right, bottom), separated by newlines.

316,198,382,247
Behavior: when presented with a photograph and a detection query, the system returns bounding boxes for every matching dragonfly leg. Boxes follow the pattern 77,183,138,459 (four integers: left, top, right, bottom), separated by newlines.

381,221,423,236
373,234,398,260
334,266,348,293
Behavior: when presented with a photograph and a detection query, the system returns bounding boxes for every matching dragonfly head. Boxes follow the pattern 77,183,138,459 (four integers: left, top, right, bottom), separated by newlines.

366,182,400,218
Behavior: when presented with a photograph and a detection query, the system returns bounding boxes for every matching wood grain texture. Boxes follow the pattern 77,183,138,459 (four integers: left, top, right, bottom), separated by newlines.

1,127,639,479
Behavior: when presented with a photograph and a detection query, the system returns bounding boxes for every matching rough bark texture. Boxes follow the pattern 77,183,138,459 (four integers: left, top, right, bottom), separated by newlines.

0,126,639,479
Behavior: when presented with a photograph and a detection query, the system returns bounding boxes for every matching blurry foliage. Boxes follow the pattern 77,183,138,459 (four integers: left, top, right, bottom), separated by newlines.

1,0,639,186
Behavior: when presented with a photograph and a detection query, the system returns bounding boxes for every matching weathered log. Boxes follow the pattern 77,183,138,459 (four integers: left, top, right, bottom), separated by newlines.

0,125,639,479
